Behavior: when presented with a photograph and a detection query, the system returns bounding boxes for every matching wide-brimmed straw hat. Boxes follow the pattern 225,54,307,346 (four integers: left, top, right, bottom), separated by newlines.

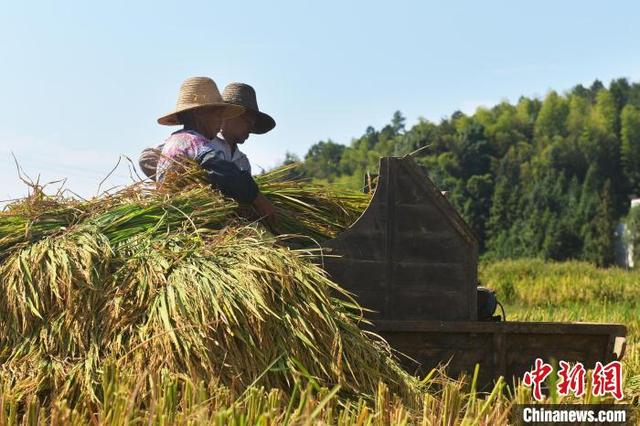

157,77,246,126
222,83,276,134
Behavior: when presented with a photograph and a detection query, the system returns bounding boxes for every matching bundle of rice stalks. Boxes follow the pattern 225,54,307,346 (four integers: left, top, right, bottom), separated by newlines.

0,188,87,257
0,225,414,406
0,166,416,413
0,163,369,253
158,161,370,243
255,165,369,243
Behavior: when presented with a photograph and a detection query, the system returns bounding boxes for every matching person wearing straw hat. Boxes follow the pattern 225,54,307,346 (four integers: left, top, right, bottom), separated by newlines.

140,82,276,176
139,79,277,220
143,76,275,220
216,82,276,163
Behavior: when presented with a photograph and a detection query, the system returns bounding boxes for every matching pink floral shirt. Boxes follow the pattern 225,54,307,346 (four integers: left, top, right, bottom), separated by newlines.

156,130,251,181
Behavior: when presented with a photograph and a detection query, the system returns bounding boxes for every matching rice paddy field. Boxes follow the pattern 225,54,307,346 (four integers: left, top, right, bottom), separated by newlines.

480,260,640,402
0,166,638,424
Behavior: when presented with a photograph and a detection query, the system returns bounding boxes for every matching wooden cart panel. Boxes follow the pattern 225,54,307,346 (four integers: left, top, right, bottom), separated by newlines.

375,321,626,390
323,157,478,321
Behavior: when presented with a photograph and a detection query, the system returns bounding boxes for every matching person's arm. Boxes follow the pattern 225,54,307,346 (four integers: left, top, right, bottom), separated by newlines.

197,150,259,203
197,151,275,222
252,192,275,222
138,144,164,179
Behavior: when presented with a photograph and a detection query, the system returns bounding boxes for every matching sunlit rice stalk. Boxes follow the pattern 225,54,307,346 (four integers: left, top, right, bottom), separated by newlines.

0,163,371,254
0,219,417,415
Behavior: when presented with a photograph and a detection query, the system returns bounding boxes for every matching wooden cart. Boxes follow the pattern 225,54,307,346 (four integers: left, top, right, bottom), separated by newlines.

321,157,627,389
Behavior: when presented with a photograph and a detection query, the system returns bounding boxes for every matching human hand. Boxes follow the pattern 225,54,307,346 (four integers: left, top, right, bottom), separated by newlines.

252,192,276,226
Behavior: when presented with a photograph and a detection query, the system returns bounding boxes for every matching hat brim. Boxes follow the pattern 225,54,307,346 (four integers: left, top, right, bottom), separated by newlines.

251,110,276,134
158,103,245,126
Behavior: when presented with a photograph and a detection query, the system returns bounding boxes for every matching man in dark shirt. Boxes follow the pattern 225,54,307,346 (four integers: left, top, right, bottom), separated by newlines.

141,79,276,221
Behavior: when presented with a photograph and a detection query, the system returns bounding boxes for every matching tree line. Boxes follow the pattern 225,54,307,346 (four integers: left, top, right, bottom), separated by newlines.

286,78,640,266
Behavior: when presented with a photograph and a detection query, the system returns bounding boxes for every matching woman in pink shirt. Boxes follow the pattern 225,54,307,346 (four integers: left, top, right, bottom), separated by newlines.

148,76,275,221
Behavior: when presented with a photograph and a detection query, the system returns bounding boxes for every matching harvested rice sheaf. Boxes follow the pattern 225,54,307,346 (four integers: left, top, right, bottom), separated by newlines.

0,165,418,410
0,164,368,254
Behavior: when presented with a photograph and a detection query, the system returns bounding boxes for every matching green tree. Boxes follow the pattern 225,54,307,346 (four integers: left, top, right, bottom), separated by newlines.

391,110,406,134
609,78,630,112
534,91,569,140
583,180,616,266
590,80,605,99
485,175,514,254
303,140,345,181
456,123,492,179
462,173,494,249
621,104,640,193
566,94,590,136
282,151,300,165
592,89,618,135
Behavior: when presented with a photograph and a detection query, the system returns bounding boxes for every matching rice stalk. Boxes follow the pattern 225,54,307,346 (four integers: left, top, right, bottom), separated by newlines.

0,220,416,412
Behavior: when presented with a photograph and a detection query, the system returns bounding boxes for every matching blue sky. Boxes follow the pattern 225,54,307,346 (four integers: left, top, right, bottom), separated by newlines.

1,0,639,200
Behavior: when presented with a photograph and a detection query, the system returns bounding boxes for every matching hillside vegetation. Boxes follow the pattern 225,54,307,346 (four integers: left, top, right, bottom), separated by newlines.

296,78,640,266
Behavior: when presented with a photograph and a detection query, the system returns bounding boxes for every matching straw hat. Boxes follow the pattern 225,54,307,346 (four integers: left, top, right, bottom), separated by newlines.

222,83,276,134
157,77,246,126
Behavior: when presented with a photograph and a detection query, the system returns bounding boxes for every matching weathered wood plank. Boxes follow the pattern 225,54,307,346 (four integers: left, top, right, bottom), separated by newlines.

375,321,626,390
372,320,627,335
322,157,479,321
